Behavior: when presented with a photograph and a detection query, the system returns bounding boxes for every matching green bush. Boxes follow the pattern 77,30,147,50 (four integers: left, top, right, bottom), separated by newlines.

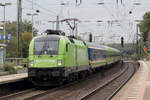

131,52,138,61
4,62,17,74
22,59,28,63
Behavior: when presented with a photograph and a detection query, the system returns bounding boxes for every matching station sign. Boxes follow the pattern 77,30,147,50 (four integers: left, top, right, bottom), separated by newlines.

6,34,11,40
0,34,11,40
0,27,3,30
0,34,3,40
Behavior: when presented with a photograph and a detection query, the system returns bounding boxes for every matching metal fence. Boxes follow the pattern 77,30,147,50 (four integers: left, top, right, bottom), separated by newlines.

6,58,28,67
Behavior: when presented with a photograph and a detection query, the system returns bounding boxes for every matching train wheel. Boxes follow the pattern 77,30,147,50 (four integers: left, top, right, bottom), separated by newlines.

57,78,64,86
87,69,93,76
79,71,88,79
68,74,73,82
73,72,79,81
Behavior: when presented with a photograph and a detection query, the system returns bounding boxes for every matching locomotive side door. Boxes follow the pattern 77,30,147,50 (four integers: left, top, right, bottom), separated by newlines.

75,45,78,66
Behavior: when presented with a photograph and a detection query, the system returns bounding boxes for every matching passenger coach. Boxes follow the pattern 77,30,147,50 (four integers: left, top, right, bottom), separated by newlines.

87,43,121,68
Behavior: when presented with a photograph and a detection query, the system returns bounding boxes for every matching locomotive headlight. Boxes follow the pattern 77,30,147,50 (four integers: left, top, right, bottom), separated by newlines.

58,60,62,66
29,60,34,67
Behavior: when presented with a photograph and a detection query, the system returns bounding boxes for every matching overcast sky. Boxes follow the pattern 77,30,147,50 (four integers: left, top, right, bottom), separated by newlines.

0,0,150,43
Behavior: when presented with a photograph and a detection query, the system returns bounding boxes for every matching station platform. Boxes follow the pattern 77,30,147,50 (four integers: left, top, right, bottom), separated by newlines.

0,73,27,85
112,60,150,100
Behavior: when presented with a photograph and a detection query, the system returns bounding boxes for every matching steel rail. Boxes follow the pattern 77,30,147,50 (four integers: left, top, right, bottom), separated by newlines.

24,81,80,100
25,73,102,100
0,88,35,100
106,63,137,100
80,64,130,100
0,71,102,100
0,88,57,100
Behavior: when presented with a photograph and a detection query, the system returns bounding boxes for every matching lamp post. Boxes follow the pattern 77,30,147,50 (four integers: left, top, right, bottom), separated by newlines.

26,13,38,37
0,3,11,44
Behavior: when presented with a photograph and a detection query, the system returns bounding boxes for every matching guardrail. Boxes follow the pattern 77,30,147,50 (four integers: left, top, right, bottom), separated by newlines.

6,58,28,67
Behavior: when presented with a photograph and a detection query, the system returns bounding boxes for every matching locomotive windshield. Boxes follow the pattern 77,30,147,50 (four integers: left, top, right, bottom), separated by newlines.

34,40,59,55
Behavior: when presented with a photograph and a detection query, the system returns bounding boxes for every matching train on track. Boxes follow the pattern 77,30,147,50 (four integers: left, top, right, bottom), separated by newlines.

28,30,121,86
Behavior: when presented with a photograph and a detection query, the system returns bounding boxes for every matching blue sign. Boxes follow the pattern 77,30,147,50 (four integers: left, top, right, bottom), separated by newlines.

0,34,3,40
3,35,5,39
148,46,150,52
6,34,11,40
0,34,12,40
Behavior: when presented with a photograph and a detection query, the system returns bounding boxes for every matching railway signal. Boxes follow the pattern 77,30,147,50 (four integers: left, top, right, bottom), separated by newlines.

143,34,148,42
144,46,147,57
144,47,147,51
121,37,124,47
89,33,92,42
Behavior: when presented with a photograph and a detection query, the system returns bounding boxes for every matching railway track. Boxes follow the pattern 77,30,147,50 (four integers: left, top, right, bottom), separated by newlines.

80,62,137,100
33,62,137,100
106,62,137,100
0,80,34,97
25,62,129,100
0,62,138,100
0,77,85,100
0,87,58,100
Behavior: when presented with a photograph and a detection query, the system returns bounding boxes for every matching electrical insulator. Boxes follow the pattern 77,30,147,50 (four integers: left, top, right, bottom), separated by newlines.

36,10,40,13
129,11,132,14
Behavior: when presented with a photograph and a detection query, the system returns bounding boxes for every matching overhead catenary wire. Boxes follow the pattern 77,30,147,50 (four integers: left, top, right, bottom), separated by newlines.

22,0,139,45
25,0,83,34
25,0,60,18
107,0,138,44
24,0,113,39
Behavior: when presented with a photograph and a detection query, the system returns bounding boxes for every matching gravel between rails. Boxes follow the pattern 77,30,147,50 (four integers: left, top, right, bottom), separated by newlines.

29,62,126,100
0,79,35,97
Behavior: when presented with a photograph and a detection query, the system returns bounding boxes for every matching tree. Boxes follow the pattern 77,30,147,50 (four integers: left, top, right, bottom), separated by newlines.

22,20,32,33
0,21,17,36
22,20,38,36
140,12,150,34
2,20,38,58
5,21,17,36
6,37,18,57
139,12,150,41
0,20,37,37
139,12,150,49
22,31,32,57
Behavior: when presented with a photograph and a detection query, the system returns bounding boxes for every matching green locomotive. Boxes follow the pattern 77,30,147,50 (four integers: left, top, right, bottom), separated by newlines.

28,30,120,86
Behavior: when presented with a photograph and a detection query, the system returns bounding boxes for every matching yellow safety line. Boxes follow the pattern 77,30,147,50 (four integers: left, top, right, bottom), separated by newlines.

89,60,106,63
91,63,105,68
88,46,106,50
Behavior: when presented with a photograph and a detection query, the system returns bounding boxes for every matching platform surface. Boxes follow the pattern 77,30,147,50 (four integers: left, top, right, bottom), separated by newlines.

0,73,27,84
112,60,150,100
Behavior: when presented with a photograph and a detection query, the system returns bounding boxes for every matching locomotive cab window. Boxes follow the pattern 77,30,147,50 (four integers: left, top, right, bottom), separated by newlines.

66,43,69,52
34,40,59,55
